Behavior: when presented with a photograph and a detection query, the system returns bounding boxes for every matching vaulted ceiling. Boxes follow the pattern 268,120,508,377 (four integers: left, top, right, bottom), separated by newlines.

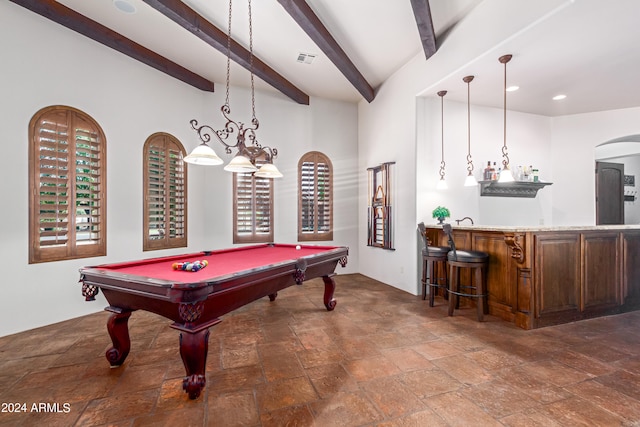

9,0,640,117
8,0,480,104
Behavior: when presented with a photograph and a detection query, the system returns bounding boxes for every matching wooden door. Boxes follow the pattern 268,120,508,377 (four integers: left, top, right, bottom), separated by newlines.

596,161,624,225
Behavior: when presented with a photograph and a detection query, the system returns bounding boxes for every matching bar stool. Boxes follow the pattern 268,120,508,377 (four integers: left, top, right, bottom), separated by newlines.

442,223,489,321
417,223,449,306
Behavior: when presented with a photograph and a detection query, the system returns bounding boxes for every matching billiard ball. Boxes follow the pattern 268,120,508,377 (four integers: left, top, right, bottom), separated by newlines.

295,245,301,250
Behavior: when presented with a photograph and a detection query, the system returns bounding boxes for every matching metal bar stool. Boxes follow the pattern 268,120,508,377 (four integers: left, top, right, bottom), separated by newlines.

442,223,489,321
418,223,449,306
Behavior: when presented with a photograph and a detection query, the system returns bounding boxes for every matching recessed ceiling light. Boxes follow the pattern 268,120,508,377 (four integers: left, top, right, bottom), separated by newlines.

553,94,567,101
296,53,316,64
113,0,136,14
506,85,519,92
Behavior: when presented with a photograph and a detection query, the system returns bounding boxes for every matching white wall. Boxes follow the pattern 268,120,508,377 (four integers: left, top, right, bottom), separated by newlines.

0,2,358,337
621,156,640,224
416,97,553,228
358,0,568,296
416,92,640,233
550,107,640,225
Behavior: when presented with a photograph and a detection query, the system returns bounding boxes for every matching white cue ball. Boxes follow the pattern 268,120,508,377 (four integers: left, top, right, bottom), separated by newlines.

296,245,301,250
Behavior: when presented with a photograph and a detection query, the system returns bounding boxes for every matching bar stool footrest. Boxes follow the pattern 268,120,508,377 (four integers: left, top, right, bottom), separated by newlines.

447,290,487,298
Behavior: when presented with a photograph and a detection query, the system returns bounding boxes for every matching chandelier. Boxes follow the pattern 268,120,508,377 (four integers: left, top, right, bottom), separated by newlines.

184,0,282,178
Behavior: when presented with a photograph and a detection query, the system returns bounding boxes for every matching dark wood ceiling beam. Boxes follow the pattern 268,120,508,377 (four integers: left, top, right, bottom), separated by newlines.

143,0,309,105
410,0,437,59
276,0,375,103
9,0,215,92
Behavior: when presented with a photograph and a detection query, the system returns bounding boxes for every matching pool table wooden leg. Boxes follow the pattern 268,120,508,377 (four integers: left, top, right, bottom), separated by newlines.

105,309,132,367
179,329,210,399
322,274,337,311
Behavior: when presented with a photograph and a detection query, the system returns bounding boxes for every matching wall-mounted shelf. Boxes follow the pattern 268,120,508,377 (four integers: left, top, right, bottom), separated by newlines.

479,180,553,198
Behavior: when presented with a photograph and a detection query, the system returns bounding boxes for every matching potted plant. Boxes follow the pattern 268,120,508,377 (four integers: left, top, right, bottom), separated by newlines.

432,206,450,224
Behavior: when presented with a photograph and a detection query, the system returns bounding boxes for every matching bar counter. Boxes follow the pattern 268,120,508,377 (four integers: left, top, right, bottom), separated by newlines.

424,224,640,329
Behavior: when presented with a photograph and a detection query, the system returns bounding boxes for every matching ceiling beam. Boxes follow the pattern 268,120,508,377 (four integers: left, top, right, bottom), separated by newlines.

277,0,375,103
410,0,437,59
143,0,309,105
9,0,215,92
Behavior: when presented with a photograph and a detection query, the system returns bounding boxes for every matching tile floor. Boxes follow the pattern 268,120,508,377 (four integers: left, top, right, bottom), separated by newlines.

1,273,640,426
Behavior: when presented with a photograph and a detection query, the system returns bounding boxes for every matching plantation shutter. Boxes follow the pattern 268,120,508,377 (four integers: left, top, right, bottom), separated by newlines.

233,156,274,243
300,161,316,233
143,133,187,251
29,106,106,263
298,152,333,241
36,110,70,251
74,115,104,247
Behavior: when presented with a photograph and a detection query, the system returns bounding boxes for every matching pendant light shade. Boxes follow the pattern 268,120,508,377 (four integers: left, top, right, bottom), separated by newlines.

463,75,477,187
437,90,447,190
224,154,258,173
436,177,448,190
498,54,515,183
183,143,224,165
499,167,514,182
254,162,283,178
464,173,478,187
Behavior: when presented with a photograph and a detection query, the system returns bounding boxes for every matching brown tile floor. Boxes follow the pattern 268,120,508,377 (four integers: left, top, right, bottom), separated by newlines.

2,273,640,426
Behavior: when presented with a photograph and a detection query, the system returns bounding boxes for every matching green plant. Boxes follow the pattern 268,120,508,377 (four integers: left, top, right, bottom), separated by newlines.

432,206,450,219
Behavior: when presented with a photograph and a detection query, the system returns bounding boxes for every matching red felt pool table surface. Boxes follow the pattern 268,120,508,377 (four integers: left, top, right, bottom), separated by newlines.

90,243,342,283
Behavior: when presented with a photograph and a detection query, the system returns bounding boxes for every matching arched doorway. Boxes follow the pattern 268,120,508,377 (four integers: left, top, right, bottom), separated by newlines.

595,136,640,225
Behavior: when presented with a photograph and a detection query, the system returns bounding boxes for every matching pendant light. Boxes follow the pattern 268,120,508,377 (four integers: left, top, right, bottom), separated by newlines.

436,90,447,190
498,54,514,183
463,75,477,187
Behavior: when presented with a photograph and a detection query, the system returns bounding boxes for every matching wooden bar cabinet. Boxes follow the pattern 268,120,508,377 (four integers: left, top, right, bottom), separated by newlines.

424,225,640,329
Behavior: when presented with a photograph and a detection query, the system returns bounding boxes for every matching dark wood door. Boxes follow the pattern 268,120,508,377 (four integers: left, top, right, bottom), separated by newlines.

596,161,624,225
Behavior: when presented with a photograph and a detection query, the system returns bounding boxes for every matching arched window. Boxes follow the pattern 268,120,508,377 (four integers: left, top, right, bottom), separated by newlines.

143,133,188,251
298,151,333,241
233,154,274,244
29,106,107,263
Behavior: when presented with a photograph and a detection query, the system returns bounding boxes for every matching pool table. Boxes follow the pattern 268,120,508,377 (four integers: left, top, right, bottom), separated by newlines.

79,243,348,399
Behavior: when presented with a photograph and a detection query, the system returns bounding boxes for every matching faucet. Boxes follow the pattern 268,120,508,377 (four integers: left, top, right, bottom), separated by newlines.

455,217,474,225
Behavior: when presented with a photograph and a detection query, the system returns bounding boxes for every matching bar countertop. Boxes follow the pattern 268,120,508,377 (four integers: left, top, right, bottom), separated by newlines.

424,223,640,232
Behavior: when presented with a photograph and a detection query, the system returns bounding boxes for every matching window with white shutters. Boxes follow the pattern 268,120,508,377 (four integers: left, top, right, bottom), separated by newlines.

143,133,187,251
29,106,106,263
298,151,333,241
233,155,274,243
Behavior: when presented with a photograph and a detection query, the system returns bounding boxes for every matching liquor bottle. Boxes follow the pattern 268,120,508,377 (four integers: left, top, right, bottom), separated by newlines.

491,162,497,181
483,161,491,181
